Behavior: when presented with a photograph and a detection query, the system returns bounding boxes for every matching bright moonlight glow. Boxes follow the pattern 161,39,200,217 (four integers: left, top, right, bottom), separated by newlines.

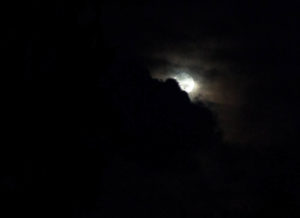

174,73,195,93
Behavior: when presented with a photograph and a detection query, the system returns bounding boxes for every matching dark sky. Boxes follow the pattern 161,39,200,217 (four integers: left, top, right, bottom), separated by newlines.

3,0,300,218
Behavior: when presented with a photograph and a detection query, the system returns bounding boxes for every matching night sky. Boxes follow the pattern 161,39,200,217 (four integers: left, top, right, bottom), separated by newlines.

2,0,300,217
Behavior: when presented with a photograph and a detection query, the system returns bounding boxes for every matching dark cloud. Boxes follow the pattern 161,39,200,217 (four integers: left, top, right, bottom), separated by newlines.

101,0,299,146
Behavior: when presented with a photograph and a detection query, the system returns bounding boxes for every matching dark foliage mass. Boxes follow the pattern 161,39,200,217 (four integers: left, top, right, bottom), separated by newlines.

1,1,299,218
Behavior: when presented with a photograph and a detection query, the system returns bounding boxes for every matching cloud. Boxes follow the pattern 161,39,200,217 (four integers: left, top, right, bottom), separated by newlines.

145,37,255,143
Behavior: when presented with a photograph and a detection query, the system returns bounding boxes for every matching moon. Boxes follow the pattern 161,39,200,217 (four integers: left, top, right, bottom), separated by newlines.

173,73,195,93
